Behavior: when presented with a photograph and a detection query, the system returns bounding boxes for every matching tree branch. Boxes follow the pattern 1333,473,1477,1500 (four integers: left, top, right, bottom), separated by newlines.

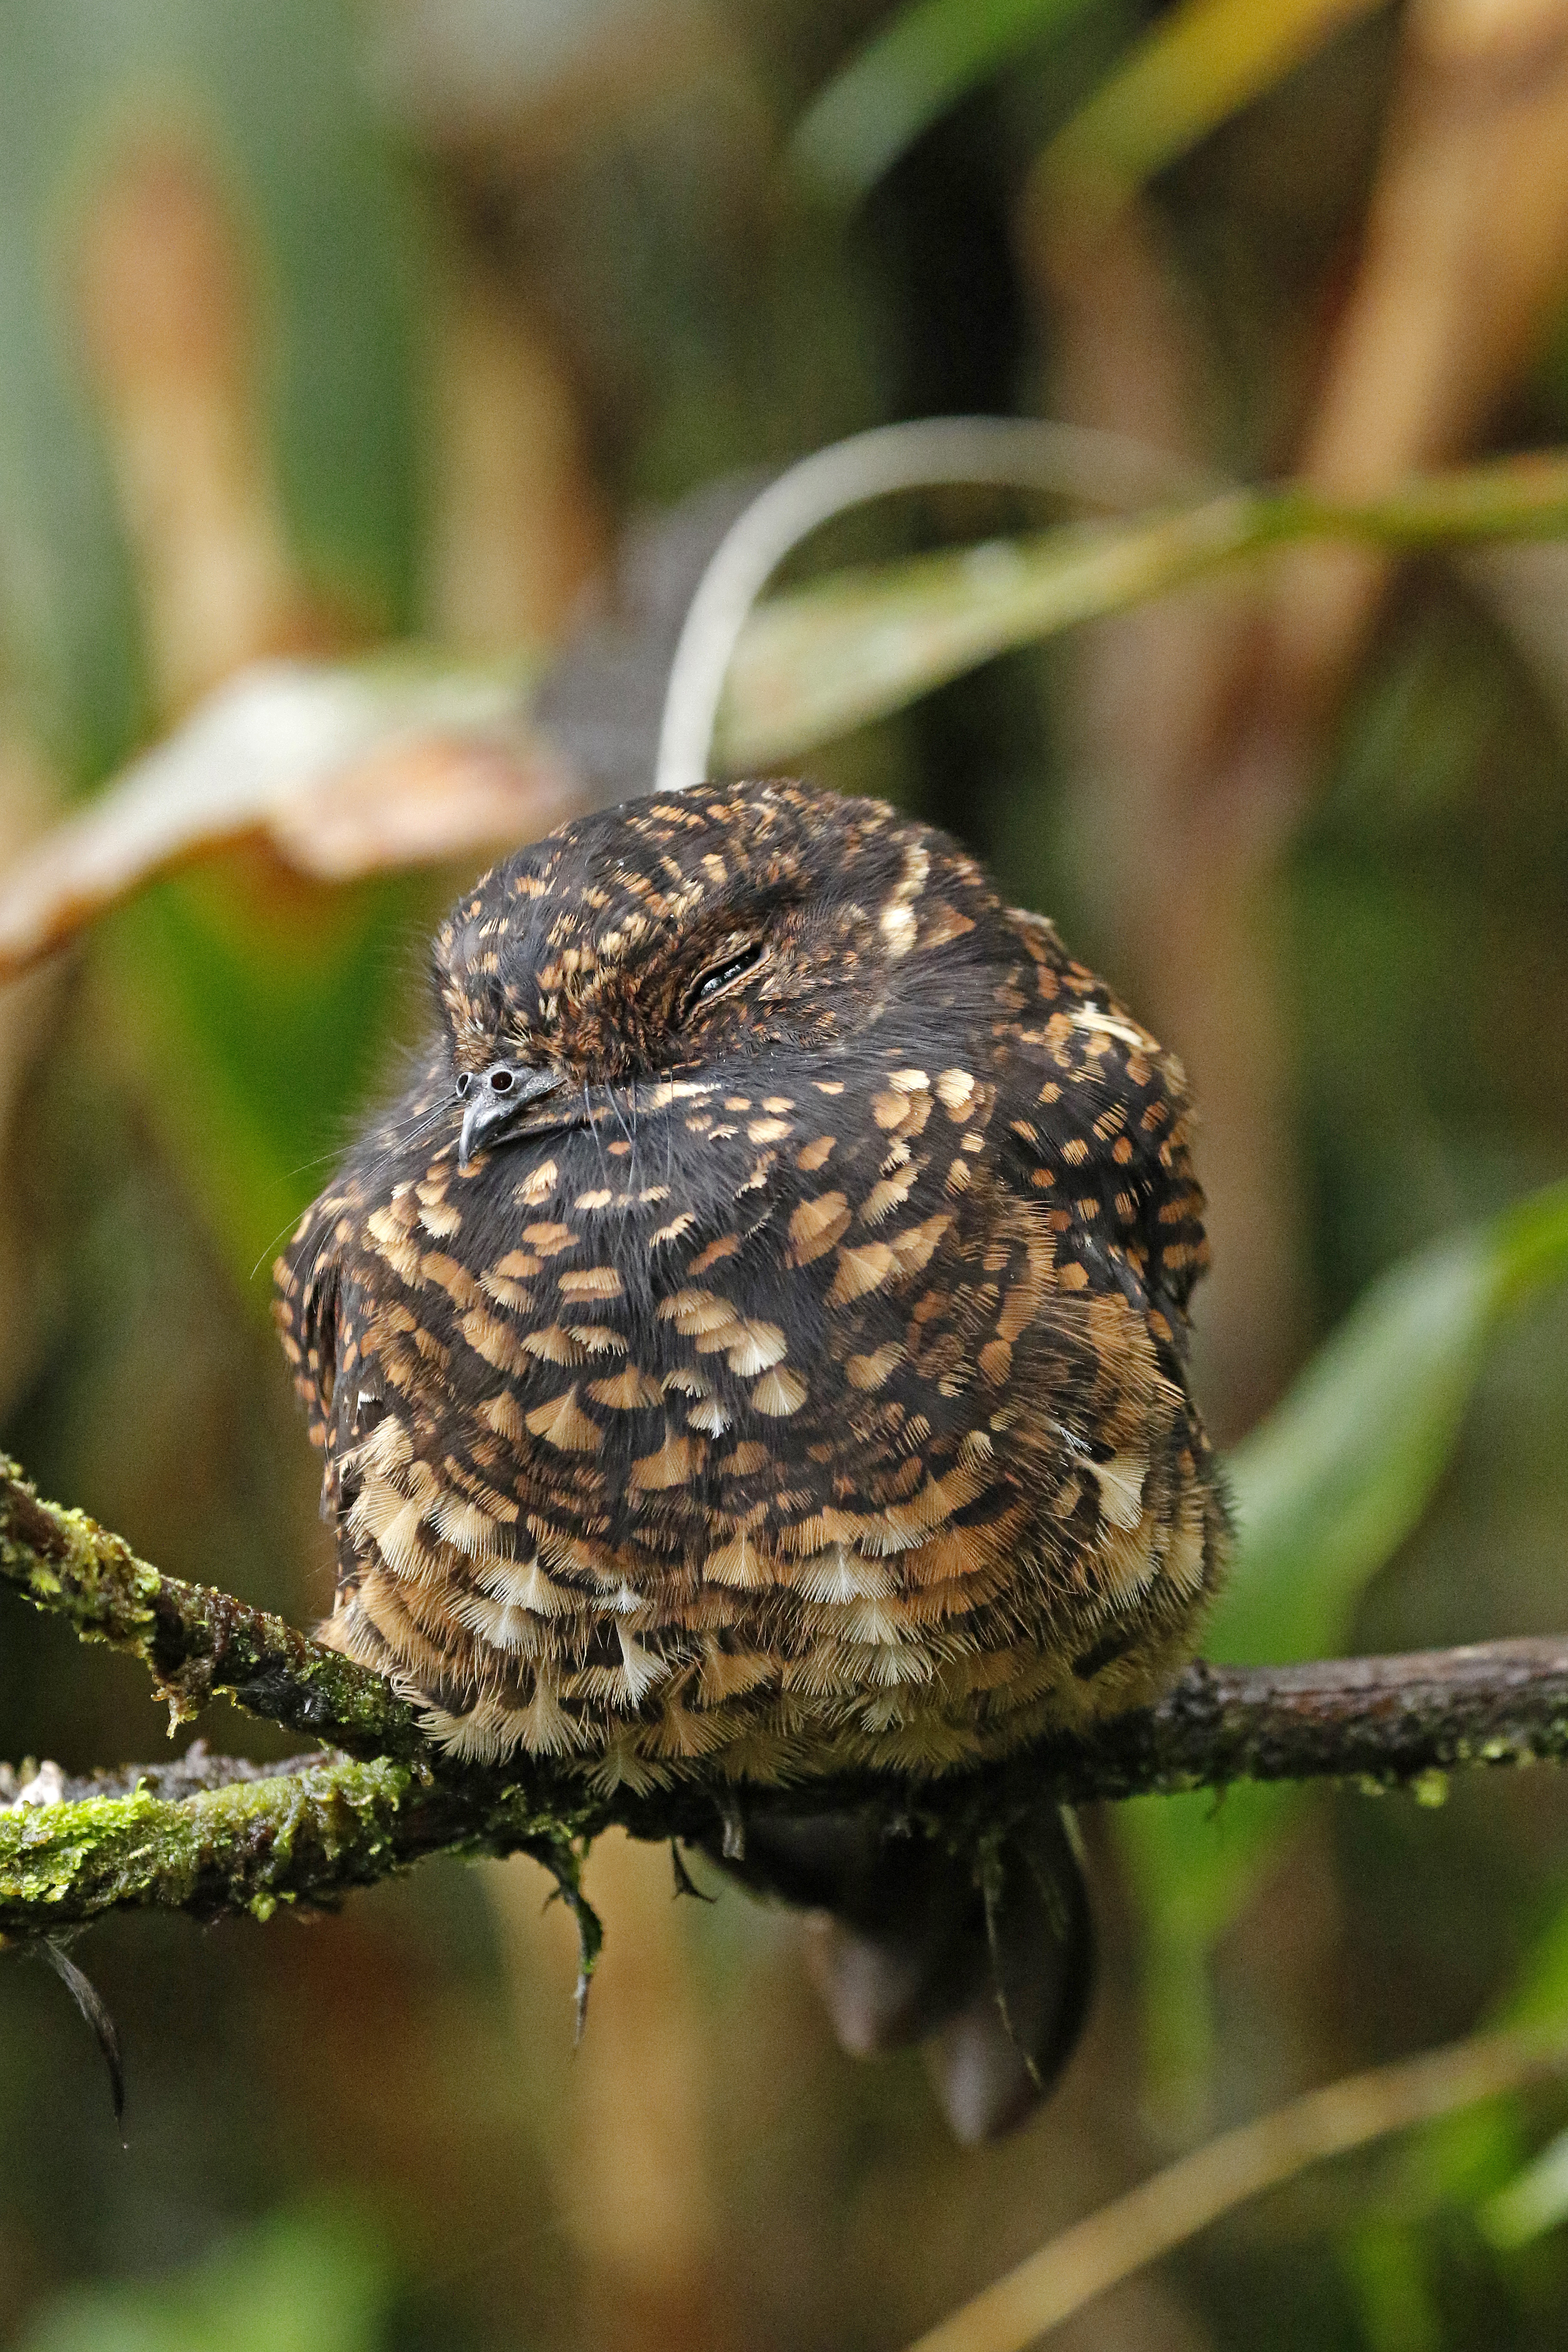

0,1452,423,1759
5,1453,1568,1944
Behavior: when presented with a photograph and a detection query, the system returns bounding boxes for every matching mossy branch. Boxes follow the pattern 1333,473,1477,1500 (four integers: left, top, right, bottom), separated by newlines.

5,1455,1568,1943
0,1452,420,1760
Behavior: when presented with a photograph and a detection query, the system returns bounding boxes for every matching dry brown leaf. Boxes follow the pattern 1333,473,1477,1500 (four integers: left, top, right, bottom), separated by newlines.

0,661,585,983
268,726,583,880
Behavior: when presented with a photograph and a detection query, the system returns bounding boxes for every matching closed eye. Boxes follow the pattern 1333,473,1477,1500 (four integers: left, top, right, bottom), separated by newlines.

684,939,767,1017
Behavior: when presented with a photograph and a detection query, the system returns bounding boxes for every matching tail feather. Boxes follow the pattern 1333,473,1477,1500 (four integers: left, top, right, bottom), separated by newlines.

701,1805,1094,2143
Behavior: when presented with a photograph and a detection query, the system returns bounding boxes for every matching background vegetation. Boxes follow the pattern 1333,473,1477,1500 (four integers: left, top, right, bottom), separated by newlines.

4,1,1568,2346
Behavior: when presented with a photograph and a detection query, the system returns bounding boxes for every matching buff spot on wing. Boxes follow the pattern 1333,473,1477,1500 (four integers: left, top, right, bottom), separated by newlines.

559,1266,624,1300
788,1192,851,1265
587,1366,665,1409
650,1211,697,1250
524,1386,603,1452
521,1326,585,1366
421,1253,482,1309
478,1390,525,1442
827,1241,897,1305
1090,1454,1148,1532
523,1221,579,1256
860,1162,918,1225
365,1207,423,1285
888,1214,951,1275
659,1288,734,1337
751,1367,808,1417
703,1531,767,1588
724,1320,787,1376
459,1308,530,1375
629,1430,706,1489
568,1325,626,1354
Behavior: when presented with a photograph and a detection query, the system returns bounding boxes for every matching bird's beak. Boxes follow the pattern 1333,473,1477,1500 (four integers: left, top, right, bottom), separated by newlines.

458,1063,567,1171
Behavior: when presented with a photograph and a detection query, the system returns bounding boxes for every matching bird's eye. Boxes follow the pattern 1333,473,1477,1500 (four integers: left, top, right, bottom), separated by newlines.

454,1072,473,1099
686,940,766,1015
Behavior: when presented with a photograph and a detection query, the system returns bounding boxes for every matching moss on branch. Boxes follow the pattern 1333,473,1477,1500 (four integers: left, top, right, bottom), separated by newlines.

0,1754,607,1940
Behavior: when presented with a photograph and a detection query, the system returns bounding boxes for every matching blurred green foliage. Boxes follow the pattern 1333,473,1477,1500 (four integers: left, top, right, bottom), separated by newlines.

1119,1182,1568,2112
15,2212,391,2352
0,0,425,782
790,0,1102,201
0,0,435,1293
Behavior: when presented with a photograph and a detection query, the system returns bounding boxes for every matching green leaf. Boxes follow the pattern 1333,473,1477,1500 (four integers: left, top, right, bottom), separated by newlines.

1479,2125,1568,2251
1215,1179,1568,1668
790,0,1102,204
1424,1895,1568,2244
101,863,431,1303
1501,1898,1568,2035
1338,2216,1444,2352
0,0,432,1295
1114,1179,1568,2115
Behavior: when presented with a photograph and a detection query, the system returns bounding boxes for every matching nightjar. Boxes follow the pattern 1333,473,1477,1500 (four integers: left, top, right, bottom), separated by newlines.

276,780,1224,2136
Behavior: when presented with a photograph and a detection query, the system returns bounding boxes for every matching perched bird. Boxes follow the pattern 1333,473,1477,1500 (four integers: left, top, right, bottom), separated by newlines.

276,780,1224,2135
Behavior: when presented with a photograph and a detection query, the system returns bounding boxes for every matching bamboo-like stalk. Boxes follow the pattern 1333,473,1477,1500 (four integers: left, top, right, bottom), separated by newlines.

903,2021,1568,2352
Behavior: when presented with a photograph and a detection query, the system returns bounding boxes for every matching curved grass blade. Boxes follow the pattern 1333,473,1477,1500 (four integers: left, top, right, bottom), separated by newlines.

1037,0,1385,217
790,0,1100,205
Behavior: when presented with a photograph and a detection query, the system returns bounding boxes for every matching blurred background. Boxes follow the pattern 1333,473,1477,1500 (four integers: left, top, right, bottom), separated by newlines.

4,1,1568,2346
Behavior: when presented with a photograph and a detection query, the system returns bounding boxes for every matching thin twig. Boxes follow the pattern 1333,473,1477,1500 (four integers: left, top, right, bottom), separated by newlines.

1029,1640,1568,1797
652,416,1212,795
902,2021,1568,2352
0,1742,325,1809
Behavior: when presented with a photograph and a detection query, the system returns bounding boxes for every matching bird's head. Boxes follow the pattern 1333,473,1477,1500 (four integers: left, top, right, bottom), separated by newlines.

431,781,1001,1170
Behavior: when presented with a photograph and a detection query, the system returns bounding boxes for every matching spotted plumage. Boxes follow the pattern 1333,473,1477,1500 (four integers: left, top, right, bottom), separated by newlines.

275,781,1224,1797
